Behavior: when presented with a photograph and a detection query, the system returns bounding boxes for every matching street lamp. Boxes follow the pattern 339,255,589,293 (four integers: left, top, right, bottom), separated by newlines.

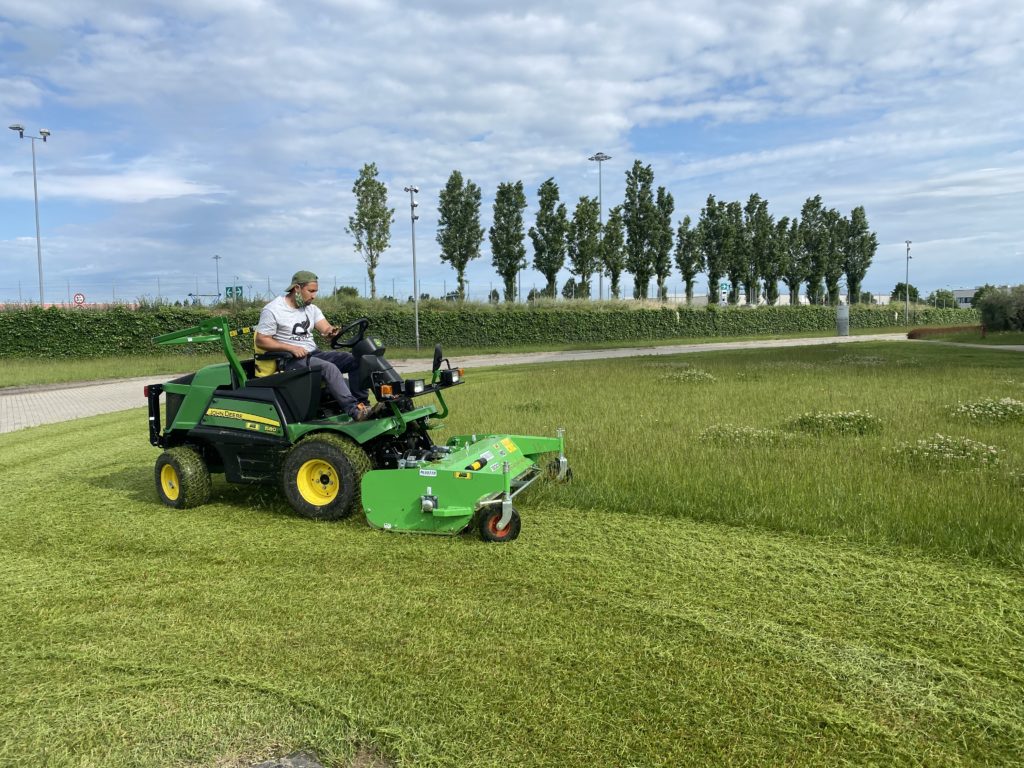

588,152,611,300
905,240,912,327
212,254,222,300
403,185,420,350
9,124,50,306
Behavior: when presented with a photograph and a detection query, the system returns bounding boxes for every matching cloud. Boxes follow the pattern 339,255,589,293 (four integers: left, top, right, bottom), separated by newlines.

1,0,1023,301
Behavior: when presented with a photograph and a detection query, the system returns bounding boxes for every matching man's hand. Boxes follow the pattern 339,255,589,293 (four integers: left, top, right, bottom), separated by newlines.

290,345,309,359
324,324,340,339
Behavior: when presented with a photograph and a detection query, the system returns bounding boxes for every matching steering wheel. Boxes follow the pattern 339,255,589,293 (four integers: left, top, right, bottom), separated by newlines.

331,317,370,349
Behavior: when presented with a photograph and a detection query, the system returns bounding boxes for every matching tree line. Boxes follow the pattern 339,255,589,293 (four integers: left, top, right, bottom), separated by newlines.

346,160,879,305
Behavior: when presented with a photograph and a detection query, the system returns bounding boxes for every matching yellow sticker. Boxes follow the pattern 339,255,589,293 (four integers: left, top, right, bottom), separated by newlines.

206,407,280,427
501,438,518,453
454,471,472,479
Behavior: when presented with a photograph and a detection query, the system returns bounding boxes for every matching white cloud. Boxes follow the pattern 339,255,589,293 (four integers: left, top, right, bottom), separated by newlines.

1,0,1023,300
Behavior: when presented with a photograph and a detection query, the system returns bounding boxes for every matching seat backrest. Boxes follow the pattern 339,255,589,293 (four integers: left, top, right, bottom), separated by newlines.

253,339,281,378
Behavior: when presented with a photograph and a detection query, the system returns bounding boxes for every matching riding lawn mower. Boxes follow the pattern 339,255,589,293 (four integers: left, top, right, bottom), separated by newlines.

144,317,571,542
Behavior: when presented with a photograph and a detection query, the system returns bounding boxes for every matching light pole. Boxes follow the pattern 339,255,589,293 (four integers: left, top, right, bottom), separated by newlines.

588,152,611,300
212,254,222,300
9,124,50,305
905,240,912,327
403,186,420,350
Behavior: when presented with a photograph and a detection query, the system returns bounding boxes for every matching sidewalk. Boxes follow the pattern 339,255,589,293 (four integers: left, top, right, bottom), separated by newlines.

0,334,914,434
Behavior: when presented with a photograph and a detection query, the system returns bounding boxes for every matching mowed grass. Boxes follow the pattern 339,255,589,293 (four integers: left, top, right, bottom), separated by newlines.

1,341,1023,766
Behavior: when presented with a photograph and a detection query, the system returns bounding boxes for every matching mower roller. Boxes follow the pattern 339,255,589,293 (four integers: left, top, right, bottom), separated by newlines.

145,316,570,542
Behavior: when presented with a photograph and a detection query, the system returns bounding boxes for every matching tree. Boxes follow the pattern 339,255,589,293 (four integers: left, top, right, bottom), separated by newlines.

799,195,827,304
561,277,578,299
743,193,773,304
890,282,920,303
622,160,658,299
567,196,601,298
697,194,728,303
723,201,745,305
758,214,787,305
978,285,1024,331
860,291,874,304
345,162,394,300
528,178,568,298
972,284,998,308
490,181,528,302
436,170,485,300
652,187,675,301
779,217,804,305
601,205,626,299
926,288,956,308
673,215,702,303
822,207,845,305
842,206,877,304
488,288,500,304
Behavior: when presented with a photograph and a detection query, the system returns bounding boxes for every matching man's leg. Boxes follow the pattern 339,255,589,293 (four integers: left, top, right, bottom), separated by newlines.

292,355,362,417
311,350,369,404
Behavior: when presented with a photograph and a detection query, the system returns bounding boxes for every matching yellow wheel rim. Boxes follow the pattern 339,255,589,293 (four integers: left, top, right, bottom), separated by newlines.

160,464,181,502
296,459,339,505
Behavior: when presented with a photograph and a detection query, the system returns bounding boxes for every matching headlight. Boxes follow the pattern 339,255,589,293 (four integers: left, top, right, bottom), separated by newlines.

404,379,425,395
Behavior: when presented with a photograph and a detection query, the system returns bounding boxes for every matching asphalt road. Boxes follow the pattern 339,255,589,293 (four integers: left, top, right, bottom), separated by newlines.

0,332,970,434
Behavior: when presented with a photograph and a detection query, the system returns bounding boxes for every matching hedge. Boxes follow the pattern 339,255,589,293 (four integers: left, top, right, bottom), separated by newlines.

0,303,978,359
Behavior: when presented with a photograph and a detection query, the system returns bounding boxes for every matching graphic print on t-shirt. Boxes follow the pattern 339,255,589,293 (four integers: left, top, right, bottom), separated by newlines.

291,318,311,338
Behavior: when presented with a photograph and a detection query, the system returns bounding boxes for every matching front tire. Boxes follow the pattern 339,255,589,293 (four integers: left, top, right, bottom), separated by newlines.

281,435,361,520
478,506,521,543
155,447,211,509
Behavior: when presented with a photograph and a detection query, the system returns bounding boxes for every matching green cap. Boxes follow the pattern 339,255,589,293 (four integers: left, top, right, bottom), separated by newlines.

287,270,318,291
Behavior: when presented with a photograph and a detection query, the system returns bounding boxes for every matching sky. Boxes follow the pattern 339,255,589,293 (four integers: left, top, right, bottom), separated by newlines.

1,0,1022,306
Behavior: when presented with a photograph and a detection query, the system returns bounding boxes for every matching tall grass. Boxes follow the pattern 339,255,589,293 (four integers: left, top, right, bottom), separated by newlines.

1,342,1022,766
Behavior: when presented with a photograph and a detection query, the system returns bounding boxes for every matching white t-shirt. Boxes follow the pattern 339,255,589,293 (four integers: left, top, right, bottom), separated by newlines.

256,296,326,353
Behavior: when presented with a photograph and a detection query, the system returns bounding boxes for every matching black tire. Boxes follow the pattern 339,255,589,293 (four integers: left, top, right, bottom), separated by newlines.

333,434,373,516
478,506,521,543
155,447,211,509
281,434,363,520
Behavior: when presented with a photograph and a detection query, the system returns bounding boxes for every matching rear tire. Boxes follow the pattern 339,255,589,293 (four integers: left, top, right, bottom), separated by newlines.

155,447,211,509
478,506,521,543
281,434,362,520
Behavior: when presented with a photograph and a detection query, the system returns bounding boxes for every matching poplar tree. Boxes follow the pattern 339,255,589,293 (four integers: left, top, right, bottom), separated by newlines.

842,206,877,303
622,160,657,299
567,196,601,298
601,205,626,299
345,162,394,299
779,217,804,304
489,181,528,302
436,170,484,300
653,187,675,301
673,215,702,303
799,195,827,304
723,201,745,304
528,178,568,297
697,194,728,302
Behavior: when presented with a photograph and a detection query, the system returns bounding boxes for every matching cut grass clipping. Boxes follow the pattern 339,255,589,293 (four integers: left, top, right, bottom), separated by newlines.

1,342,1023,766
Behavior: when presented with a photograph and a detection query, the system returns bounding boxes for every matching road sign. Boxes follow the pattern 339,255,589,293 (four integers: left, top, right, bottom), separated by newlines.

225,285,243,298
73,293,85,305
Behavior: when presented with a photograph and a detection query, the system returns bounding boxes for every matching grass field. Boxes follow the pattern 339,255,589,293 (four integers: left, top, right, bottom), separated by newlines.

1,341,1022,766
0,326,912,389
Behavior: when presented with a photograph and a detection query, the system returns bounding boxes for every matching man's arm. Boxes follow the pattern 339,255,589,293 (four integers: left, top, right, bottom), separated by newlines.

314,317,338,339
255,332,308,359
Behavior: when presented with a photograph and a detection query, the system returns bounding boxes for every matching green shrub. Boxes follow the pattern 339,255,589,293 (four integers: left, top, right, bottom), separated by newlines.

0,302,978,359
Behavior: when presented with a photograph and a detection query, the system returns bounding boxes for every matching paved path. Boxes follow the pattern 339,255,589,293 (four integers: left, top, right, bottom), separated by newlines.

0,332,941,434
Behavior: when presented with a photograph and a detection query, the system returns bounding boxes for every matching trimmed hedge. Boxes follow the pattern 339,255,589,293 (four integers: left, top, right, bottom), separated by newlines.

0,303,978,359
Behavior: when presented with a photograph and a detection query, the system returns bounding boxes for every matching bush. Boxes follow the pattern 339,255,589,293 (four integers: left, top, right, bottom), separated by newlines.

978,285,1024,331
0,302,979,359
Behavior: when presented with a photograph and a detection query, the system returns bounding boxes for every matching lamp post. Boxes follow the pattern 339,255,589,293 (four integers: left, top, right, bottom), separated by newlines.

9,124,50,306
212,254,222,300
905,240,912,327
588,152,611,300
403,186,420,350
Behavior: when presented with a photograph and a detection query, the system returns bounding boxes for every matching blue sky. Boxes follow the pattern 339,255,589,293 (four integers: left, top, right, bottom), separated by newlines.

2,0,1022,305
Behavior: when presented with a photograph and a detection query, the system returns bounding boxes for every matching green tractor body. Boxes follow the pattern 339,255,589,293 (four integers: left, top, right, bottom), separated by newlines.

146,317,569,541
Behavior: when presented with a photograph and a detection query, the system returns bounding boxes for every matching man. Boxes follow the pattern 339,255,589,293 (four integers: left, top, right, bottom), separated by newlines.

255,270,371,421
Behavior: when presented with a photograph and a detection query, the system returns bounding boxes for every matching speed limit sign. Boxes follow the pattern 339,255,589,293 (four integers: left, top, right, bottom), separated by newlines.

73,293,86,305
